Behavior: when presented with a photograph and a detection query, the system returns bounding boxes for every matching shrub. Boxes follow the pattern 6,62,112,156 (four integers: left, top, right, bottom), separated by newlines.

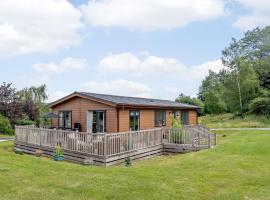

170,114,182,128
0,115,14,135
248,96,270,116
54,145,64,157
16,118,35,126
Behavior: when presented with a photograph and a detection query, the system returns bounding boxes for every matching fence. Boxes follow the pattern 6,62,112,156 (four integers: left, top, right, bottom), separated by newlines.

14,125,216,166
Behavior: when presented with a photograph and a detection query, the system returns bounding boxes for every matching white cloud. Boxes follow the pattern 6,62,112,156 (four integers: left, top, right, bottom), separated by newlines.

164,86,180,94
14,74,50,90
80,0,226,31
48,91,70,103
98,52,224,80
233,0,270,30
0,0,82,56
81,79,152,98
33,57,87,74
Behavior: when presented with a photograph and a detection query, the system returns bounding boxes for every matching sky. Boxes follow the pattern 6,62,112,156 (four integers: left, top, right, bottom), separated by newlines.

0,0,269,102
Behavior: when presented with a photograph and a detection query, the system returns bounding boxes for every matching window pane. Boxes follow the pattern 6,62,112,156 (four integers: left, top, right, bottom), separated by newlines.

59,111,72,129
59,112,63,127
65,112,71,128
130,110,139,131
162,111,166,126
97,112,104,133
181,111,189,125
155,111,166,127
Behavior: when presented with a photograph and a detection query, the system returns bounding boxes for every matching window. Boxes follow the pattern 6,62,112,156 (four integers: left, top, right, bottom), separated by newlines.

181,111,189,125
59,111,72,129
155,110,166,127
129,110,140,131
87,111,106,133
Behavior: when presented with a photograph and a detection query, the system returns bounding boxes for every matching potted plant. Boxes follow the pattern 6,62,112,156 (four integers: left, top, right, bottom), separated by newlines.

53,145,64,161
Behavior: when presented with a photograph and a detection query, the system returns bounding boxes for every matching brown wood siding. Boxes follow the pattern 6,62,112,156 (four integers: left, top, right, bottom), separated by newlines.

189,110,198,125
52,97,117,132
140,109,155,130
166,110,172,128
118,109,129,132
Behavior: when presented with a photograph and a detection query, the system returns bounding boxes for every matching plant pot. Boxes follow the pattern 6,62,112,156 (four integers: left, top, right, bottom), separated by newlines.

53,155,64,161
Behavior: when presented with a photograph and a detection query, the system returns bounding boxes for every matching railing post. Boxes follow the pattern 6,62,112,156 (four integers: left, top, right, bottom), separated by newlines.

198,132,200,146
214,133,217,146
26,127,28,144
39,129,42,146
161,128,164,144
208,133,211,148
104,134,107,158
85,132,88,153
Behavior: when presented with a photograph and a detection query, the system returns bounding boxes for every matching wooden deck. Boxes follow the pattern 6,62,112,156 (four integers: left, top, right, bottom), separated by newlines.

14,125,216,166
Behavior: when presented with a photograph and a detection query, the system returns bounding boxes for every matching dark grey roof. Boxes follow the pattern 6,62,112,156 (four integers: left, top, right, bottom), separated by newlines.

77,92,199,109
43,112,59,118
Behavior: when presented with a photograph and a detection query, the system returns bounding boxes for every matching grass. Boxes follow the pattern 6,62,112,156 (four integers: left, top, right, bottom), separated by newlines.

199,113,270,128
0,134,14,138
1,130,270,200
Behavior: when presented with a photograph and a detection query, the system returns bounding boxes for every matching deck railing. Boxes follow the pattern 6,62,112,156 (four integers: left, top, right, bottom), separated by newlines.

15,125,216,158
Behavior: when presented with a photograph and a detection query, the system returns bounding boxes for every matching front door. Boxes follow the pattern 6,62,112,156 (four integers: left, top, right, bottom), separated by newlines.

87,111,106,133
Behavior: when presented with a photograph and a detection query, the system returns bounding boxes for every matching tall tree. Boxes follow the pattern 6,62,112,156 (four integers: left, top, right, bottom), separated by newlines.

18,84,48,123
223,60,259,113
222,26,270,91
198,70,227,114
0,82,22,124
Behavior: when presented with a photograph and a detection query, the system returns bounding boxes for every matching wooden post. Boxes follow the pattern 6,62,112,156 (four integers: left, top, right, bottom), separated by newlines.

39,129,42,146
26,127,28,144
208,133,211,148
104,134,107,158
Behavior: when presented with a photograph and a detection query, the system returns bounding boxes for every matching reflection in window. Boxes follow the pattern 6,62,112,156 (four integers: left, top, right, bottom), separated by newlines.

59,111,72,129
130,110,140,131
155,110,166,127
181,111,189,125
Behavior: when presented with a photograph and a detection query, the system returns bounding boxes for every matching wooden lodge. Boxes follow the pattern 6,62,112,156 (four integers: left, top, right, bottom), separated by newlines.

48,92,200,133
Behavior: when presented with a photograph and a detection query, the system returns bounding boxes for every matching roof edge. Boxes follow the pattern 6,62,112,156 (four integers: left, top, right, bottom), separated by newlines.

48,92,117,108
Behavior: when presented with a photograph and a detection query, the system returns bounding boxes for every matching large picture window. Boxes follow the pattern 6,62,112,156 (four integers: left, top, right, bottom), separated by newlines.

155,110,166,127
87,111,106,133
129,110,140,131
59,111,72,129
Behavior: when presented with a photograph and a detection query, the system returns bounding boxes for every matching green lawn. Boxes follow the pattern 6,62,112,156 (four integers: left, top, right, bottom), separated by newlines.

199,114,270,128
0,134,14,139
1,130,270,200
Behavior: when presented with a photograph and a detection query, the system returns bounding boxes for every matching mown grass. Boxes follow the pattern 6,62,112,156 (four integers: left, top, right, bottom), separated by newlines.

1,130,270,200
0,134,14,139
199,113,270,128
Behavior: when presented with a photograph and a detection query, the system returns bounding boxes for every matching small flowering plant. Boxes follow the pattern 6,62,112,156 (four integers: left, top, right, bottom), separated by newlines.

53,145,64,161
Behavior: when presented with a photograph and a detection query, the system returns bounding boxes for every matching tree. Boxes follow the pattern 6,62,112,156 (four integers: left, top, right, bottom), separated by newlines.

223,58,259,114
254,58,270,89
18,84,48,124
198,70,227,114
222,27,270,65
248,90,270,116
175,93,205,115
0,82,23,124
222,26,270,91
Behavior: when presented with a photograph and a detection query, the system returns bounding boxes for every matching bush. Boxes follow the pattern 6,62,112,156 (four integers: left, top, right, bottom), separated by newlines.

248,96,270,116
0,115,14,135
16,118,35,126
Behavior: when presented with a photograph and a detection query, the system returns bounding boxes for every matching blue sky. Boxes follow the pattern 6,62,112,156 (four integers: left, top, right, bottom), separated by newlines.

0,0,269,102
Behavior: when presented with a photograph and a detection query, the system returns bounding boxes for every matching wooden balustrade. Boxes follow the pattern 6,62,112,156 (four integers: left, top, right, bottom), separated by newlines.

15,125,216,164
